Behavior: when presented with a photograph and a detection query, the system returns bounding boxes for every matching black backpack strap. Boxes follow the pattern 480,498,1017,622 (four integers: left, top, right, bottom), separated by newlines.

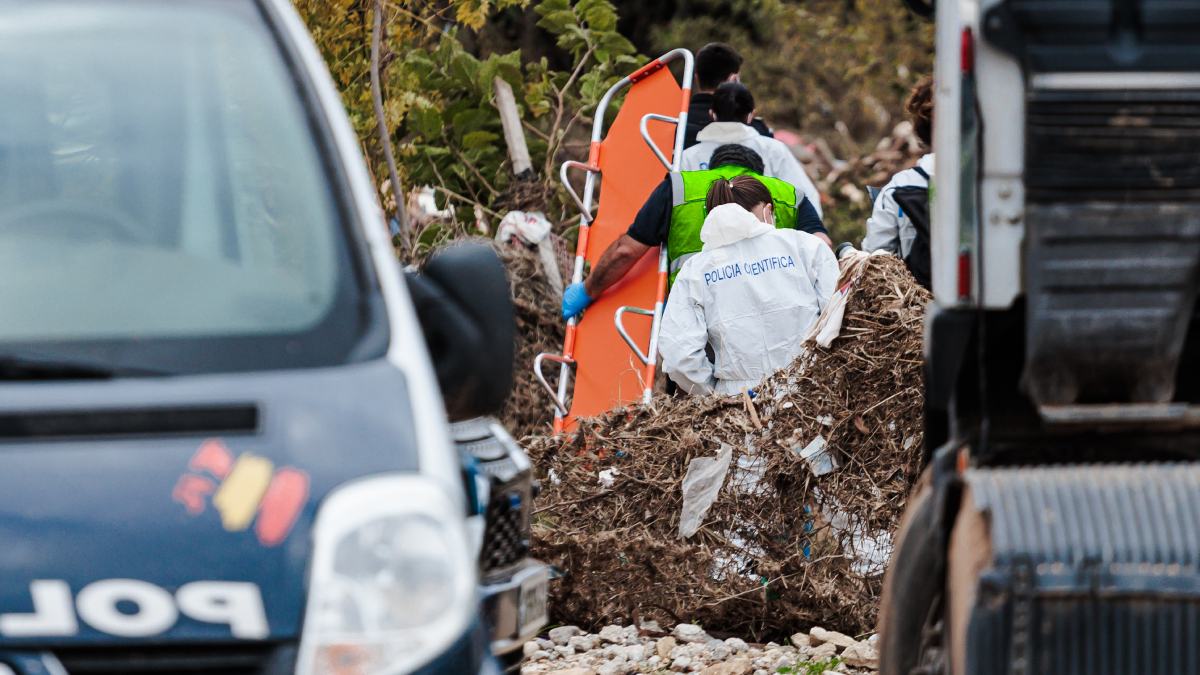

911,165,930,181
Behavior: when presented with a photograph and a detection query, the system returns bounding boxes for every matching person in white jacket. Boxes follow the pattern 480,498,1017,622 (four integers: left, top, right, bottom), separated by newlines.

681,82,823,219
659,175,840,396
861,77,934,288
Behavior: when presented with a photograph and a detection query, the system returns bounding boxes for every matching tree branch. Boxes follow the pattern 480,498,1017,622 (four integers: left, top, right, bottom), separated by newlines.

522,119,552,142
371,0,411,253
450,144,500,196
543,44,597,176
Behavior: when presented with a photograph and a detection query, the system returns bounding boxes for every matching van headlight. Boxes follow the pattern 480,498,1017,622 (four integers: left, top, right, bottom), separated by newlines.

296,475,475,675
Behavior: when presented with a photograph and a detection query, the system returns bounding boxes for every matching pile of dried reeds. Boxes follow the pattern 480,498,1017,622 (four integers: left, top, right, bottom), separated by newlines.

491,241,567,440
526,253,931,640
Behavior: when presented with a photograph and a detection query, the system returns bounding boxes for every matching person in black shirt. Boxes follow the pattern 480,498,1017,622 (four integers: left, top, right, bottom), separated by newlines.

685,43,773,148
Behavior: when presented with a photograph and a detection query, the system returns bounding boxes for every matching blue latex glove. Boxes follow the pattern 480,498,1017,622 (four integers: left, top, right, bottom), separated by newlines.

562,282,593,320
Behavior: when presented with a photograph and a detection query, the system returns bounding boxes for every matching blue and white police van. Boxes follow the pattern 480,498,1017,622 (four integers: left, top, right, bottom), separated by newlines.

0,1,545,673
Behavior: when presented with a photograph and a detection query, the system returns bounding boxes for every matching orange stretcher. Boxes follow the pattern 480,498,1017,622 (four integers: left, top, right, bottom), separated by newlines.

534,49,694,434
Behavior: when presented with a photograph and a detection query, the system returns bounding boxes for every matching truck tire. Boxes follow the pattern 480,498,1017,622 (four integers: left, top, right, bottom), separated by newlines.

877,472,945,675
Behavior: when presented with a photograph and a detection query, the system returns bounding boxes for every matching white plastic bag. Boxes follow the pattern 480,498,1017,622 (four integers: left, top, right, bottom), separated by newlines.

678,443,733,539
804,249,891,347
496,210,564,295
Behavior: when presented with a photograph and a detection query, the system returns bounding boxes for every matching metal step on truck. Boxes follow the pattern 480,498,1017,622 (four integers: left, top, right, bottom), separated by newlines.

879,1,1200,674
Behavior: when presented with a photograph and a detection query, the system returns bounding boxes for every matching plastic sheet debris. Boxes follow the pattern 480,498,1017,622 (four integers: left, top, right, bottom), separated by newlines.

805,249,891,348
679,443,733,539
798,435,840,476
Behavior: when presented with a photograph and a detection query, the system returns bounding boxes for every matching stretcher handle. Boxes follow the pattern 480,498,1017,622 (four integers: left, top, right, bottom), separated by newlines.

614,306,656,366
534,353,575,416
639,113,678,171
559,160,598,224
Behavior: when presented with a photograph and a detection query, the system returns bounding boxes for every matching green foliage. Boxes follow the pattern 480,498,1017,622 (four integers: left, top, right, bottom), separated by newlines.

778,656,844,675
656,0,933,146
294,0,645,255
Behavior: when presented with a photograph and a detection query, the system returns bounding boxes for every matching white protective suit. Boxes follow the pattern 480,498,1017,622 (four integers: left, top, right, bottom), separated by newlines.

659,204,840,396
681,122,823,218
861,153,934,258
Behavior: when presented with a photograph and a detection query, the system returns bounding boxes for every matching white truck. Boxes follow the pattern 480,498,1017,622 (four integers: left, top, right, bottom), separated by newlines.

880,1,1200,674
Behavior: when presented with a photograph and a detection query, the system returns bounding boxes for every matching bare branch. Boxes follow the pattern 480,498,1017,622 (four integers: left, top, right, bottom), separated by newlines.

522,119,552,143
450,144,500,196
543,44,597,176
371,0,411,253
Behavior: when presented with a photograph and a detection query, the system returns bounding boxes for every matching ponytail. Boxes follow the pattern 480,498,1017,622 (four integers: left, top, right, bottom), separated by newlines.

705,174,772,213
706,178,736,212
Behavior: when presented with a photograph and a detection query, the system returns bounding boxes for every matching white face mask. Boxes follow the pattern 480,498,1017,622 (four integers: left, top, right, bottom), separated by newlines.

764,205,775,226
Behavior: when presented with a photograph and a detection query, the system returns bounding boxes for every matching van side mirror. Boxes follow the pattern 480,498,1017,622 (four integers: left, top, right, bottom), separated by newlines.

405,243,515,421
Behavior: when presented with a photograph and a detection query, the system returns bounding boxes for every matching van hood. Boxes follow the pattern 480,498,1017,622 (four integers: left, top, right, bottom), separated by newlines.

0,359,423,645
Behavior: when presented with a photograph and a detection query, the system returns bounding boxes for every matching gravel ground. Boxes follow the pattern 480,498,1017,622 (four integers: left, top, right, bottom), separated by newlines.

520,623,879,675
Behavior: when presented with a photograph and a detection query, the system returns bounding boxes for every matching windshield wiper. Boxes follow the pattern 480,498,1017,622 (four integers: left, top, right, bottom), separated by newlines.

0,354,170,381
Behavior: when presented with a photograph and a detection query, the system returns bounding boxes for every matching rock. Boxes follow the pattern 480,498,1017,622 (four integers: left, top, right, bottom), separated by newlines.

765,642,780,649
626,645,646,662
672,656,692,670
670,645,689,660
648,656,662,667
790,632,811,649
530,650,551,661
657,636,678,660
524,641,541,657
809,627,857,650
551,626,583,645
549,670,598,675
711,645,731,660
673,624,714,643
842,642,880,670
809,642,838,661
706,638,726,651
724,638,749,653
596,656,629,675
773,654,796,670
599,625,624,643
640,618,662,632
555,645,576,658
698,658,753,675
753,670,768,675
621,625,640,642
569,635,597,653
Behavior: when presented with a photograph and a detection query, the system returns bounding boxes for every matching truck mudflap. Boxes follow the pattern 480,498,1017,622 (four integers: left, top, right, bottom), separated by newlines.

953,463,1200,675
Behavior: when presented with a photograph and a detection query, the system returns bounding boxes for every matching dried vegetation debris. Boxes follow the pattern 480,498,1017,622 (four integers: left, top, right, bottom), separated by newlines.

492,240,567,440
526,254,932,639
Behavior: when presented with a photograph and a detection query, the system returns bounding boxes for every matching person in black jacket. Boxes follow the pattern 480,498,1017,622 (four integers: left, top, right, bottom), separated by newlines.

684,43,773,148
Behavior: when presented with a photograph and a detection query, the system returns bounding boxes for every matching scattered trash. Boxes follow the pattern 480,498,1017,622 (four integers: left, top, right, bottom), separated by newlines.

798,435,839,476
679,443,733,539
497,210,564,296
598,468,620,489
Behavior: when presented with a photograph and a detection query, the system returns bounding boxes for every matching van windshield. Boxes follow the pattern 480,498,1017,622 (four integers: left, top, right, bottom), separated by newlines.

0,1,368,374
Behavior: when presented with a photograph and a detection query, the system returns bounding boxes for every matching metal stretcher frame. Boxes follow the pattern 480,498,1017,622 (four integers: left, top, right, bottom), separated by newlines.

534,48,694,434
